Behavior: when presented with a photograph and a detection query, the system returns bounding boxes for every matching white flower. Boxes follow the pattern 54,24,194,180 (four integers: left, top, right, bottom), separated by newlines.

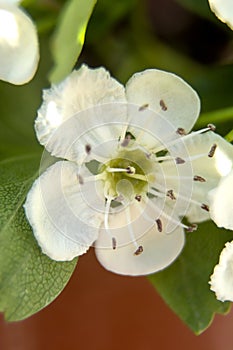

0,0,39,84
209,170,233,231
210,241,233,301
208,168,233,302
208,0,233,30
24,65,233,276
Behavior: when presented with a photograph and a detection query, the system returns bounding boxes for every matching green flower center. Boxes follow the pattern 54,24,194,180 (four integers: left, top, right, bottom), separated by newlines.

99,148,156,200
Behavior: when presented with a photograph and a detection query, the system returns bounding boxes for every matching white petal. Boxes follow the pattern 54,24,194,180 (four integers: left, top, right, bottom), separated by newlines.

24,161,104,261
209,171,233,230
36,102,128,164
95,202,185,275
209,0,233,30
210,241,233,301
35,65,126,158
160,132,233,222
125,69,200,133
0,2,39,84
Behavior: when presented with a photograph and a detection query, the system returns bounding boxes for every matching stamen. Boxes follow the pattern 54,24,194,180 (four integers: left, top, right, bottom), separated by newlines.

176,127,186,135
112,237,117,250
78,173,105,183
186,224,198,232
135,194,142,202
104,198,112,234
149,188,166,199
126,166,136,174
193,175,206,182
156,152,210,164
106,166,135,174
201,203,209,212
153,155,176,162
208,143,217,158
134,245,143,256
207,123,216,131
167,189,176,200
175,157,186,164
104,198,118,248
126,173,148,182
153,125,216,154
121,134,132,147
125,206,138,249
176,192,210,212
156,218,163,232
145,199,191,231
160,99,168,111
114,194,124,202
85,144,91,154
138,103,149,111
150,186,210,215
77,174,84,185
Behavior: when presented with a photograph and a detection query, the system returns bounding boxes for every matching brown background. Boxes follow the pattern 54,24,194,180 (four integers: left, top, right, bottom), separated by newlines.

1,248,233,350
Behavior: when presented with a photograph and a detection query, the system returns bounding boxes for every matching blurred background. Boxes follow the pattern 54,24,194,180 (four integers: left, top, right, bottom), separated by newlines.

1,249,233,350
0,0,233,348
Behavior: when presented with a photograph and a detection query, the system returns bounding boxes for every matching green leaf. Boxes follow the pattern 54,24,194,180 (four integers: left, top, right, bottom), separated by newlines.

149,221,233,334
49,0,97,83
0,154,77,321
0,37,53,160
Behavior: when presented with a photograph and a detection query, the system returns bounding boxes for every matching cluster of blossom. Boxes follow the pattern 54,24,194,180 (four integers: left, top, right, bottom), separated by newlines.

1,0,233,302
24,65,233,299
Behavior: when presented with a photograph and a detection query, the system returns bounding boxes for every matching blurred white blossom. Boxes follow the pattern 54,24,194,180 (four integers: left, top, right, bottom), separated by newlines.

0,0,39,84
209,0,233,30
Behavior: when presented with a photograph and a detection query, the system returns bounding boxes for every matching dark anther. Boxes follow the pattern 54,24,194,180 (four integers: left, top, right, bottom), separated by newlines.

121,134,132,147
156,218,163,232
201,203,209,212
135,195,142,202
77,174,84,185
160,99,167,111
112,237,117,250
126,166,134,174
138,103,149,111
208,143,217,158
176,127,186,136
115,194,124,202
167,189,176,200
175,157,185,164
85,144,91,154
186,224,198,232
193,175,206,182
207,124,216,132
134,245,143,256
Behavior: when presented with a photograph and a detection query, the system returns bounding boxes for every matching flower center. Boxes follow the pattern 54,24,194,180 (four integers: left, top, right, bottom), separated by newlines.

77,120,217,253
99,148,156,202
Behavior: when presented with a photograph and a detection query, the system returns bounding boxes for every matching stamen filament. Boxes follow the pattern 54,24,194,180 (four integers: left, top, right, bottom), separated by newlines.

104,198,112,234
137,199,190,231
153,126,215,153
126,173,148,181
107,167,129,173
119,124,129,143
81,173,106,183
125,206,138,249
154,155,178,162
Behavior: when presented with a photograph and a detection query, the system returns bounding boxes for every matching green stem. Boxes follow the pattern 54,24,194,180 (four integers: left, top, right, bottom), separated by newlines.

225,129,233,143
197,106,233,127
